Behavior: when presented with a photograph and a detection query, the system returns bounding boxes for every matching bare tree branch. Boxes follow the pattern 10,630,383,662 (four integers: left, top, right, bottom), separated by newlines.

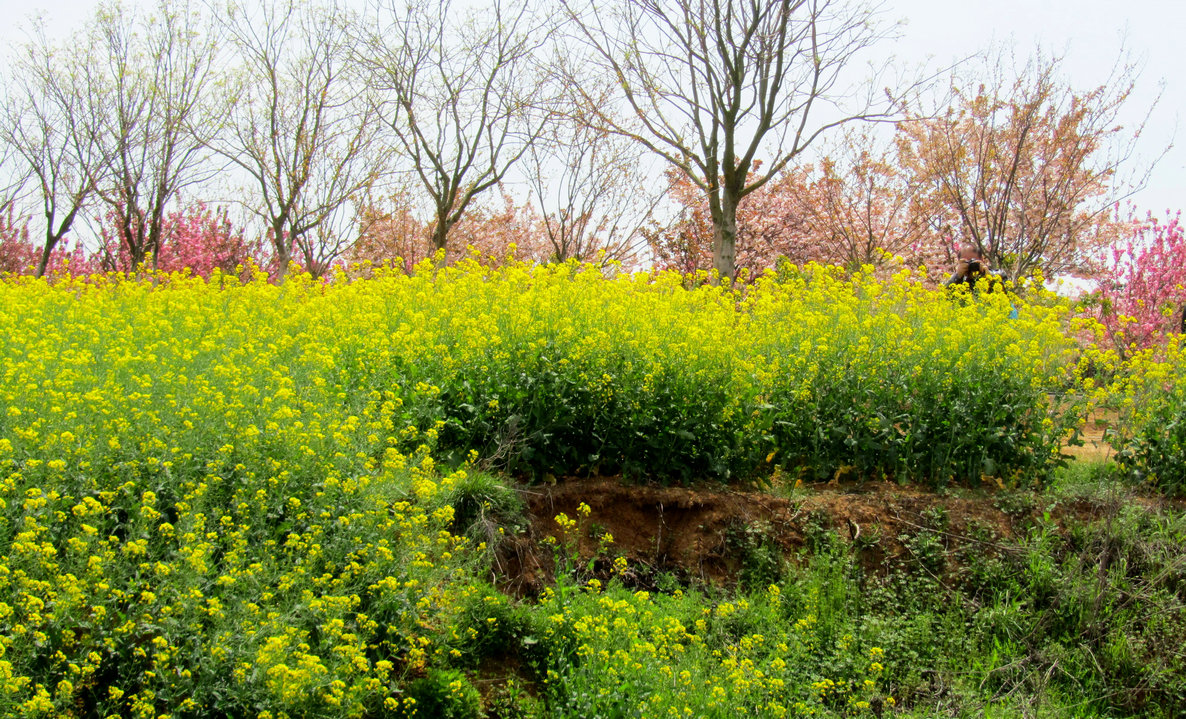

559,0,896,279
86,0,223,272
0,19,112,277
525,102,663,266
212,0,384,280
362,0,554,257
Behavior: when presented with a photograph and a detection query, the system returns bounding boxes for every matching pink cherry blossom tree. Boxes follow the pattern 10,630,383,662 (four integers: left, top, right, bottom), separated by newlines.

95,201,262,279
1096,212,1186,355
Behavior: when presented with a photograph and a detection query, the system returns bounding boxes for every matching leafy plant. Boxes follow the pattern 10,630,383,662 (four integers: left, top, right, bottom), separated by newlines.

401,668,484,719
1110,336,1186,494
726,519,784,591
438,470,527,561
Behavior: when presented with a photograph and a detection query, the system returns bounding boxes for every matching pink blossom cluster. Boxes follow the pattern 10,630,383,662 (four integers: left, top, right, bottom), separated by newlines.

95,202,263,279
0,205,97,276
1097,212,1186,354
0,202,264,280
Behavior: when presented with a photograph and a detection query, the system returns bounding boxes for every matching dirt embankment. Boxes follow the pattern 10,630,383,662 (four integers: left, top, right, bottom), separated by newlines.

494,474,1176,596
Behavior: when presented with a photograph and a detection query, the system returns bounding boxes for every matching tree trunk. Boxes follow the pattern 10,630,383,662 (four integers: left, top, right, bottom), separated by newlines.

35,235,58,279
273,251,290,283
432,212,450,257
121,209,148,270
430,207,456,268
272,220,292,283
148,215,164,272
36,204,85,278
711,189,739,281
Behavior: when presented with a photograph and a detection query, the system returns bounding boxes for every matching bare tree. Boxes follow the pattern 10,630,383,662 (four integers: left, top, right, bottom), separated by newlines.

560,0,894,280
86,0,223,271
362,0,553,256
525,108,663,266
0,117,24,215
215,0,383,280
897,47,1152,281
0,21,110,277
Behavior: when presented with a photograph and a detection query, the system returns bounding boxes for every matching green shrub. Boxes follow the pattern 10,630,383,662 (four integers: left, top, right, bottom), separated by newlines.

438,470,527,558
1109,337,1186,494
450,583,531,667
402,668,484,719
727,519,785,591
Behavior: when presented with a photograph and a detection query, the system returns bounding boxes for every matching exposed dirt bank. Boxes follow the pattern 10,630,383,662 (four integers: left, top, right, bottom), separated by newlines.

495,474,1180,596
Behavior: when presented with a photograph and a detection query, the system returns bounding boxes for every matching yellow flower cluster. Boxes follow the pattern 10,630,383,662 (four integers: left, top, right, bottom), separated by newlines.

297,258,1082,484
0,271,482,716
744,263,1091,482
541,579,891,717
1107,335,1186,490
326,259,1080,482
0,258,1132,714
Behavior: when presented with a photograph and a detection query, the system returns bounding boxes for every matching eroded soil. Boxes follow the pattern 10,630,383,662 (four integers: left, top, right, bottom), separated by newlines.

494,473,1177,596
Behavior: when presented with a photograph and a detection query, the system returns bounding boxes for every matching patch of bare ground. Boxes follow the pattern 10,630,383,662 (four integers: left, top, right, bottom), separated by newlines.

494,472,1182,597
1063,406,1117,462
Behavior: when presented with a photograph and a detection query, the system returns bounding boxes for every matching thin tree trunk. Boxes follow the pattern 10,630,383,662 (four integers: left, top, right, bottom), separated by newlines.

432,209,452,264
149,216,164,272
35,235,58,279
272,220,291,282
274,251,290,282
711,189,739,281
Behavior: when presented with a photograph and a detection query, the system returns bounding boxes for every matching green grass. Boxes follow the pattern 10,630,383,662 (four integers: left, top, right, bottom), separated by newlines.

481,463,1186,718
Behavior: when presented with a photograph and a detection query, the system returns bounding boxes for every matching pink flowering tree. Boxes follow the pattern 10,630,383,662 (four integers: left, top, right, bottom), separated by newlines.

158,203,264,278
96,201,263,279
347,189,552,273
1096,212,1186,355
0,207,37,275
0,205,97,277
646,166,813,277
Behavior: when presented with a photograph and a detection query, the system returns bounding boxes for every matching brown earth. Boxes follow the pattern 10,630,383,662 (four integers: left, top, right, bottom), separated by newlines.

493,471,1176,597
489,412,1175,596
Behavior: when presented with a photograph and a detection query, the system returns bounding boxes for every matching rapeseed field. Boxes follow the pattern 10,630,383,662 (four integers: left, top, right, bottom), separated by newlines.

1,260,1181,716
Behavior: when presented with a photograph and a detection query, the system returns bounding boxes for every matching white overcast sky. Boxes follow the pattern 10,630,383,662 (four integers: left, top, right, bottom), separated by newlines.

886,0,1183,216
1,0,1181,215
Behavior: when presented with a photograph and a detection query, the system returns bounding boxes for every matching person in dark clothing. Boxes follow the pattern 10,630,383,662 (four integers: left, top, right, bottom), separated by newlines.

944,242,1018,317
945,243,989,289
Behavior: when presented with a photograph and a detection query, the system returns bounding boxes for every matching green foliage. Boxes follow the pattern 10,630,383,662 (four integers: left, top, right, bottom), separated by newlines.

278,259,1090,486
401,668,484,719
535,579,894,717
449,583,532,668
437,470,527,561
6,260,1186,716
750,265,1087,486
485,678,545,719
1109,337,1186,494
515,477,1186,718
874,485,1186,717
727,519,785,591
